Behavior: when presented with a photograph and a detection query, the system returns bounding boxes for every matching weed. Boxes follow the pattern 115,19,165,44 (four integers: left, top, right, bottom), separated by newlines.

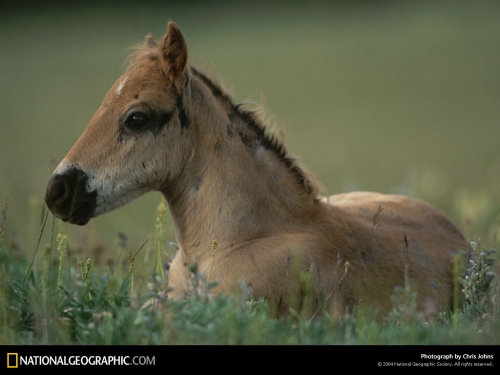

459,241,497,328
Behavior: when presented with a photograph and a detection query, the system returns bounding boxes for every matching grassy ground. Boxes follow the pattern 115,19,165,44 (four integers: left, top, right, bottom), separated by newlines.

0,199,498,345
1,1,500,251
1,1,499,344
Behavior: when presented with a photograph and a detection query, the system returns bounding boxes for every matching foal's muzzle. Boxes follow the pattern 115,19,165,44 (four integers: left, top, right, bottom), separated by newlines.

45,167,97,226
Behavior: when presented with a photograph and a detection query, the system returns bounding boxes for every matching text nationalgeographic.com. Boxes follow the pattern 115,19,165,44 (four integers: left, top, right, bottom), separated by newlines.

10,355,155,366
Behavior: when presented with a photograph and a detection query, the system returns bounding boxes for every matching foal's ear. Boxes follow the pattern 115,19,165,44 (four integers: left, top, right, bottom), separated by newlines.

162,22,188,89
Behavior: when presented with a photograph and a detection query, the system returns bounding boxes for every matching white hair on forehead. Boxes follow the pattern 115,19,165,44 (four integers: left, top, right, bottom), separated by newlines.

116,78,127,95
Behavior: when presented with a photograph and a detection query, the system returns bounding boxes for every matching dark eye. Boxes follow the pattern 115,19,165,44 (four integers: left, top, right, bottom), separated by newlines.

124,111,150,130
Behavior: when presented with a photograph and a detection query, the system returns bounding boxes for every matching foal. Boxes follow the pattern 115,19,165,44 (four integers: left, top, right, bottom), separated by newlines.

45,22,468,319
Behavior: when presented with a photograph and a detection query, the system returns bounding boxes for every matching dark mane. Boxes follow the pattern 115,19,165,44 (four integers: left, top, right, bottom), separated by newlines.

190,67,320,198
129,38,321,198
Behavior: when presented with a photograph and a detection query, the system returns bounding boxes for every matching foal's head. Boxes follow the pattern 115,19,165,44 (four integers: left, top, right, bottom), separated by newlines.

45,22,193,225
46,22,319,226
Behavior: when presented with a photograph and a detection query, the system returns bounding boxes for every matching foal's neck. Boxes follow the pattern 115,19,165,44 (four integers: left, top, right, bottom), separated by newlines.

162,72,319,260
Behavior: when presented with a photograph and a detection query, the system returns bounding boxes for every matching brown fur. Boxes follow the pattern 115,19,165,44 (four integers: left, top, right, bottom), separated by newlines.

45,22,468,320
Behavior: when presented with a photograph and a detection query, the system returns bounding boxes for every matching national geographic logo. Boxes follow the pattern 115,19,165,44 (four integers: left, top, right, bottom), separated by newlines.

4,353,155,367
7,353,18,368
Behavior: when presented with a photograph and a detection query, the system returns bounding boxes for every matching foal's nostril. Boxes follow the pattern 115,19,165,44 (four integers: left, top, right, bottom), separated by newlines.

45,167,97,225
51,180,67,204
45,171,78,218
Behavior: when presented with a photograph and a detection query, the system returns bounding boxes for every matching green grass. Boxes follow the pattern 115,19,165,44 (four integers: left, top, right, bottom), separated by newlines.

1,1,500,250
0,197,498,345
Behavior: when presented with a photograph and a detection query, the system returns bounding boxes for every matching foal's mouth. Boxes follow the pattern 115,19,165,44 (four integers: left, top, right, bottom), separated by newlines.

46,193,97,226
59,205,95,226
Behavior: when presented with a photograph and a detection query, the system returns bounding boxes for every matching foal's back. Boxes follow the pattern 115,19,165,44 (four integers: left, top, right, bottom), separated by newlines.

320,191,467,318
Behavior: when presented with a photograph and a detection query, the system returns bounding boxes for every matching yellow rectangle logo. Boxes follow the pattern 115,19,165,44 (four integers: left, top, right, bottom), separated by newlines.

7,353,18,369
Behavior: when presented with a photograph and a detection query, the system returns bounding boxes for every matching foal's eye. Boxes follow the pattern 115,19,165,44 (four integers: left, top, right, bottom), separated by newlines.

124,111,150,130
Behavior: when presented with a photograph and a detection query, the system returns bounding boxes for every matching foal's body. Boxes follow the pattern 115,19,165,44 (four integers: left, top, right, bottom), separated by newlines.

45,22,467,319
169,189,465,317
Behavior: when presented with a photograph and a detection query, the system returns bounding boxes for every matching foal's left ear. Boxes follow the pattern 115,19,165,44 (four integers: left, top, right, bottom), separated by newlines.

162,22,188,89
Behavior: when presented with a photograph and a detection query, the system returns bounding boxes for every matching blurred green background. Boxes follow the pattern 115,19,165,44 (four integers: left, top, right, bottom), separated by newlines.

1,0,499,262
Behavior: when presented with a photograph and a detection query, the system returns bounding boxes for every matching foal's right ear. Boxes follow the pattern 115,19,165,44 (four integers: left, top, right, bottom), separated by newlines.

162,22,188,89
